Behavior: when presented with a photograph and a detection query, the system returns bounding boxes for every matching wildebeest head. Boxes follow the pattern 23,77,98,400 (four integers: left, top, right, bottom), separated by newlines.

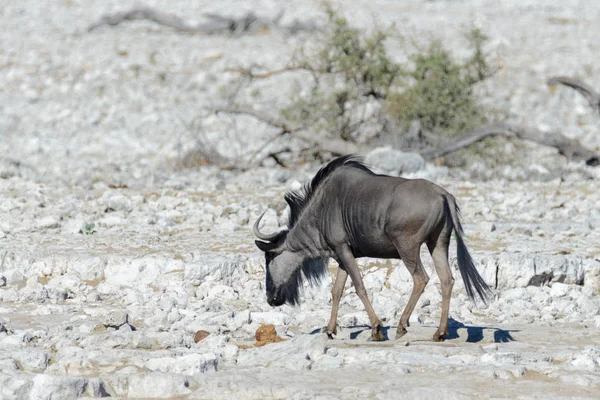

253,210,326,307
254,157,368,306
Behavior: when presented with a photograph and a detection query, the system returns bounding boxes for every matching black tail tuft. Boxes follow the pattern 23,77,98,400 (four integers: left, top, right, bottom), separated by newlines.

445,196,492,305
455,232,491,304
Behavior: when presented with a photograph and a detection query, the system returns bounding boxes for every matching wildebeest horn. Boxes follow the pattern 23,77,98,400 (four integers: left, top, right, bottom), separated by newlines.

253,210,285,242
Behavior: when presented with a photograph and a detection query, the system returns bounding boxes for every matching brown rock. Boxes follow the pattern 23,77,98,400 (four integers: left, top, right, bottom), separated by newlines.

254,324,285,347
194,330,210,343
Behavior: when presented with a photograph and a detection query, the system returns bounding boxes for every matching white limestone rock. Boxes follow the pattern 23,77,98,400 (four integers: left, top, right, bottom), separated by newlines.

550,282,571,298
104,256,185,288
0,372,32,399
35,216,60,230
144,353,218,375
385,266,412,293
501,288,531,302
103,310,129,329
480,352,522,366
312,353,344,370
96,215,126,228
184,254,246,284
364,147,426,176
29,375,88,400
237,334,329,370
126,373,195,398
583,263,600,294
250,311,293,326
496,253,585,289
68,256,107,282
102,193,133,213
12,349,49,373
363,269,388,293
570,347,600,371
0,318,9,334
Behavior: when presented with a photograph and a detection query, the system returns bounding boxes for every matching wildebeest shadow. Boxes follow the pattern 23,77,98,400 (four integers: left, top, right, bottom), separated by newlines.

309,325,391,340
446,318,518,343
310,319,517,343
347,325,391,341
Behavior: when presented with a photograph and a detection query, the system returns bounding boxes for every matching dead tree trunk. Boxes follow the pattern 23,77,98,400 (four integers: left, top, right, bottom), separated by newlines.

88,7,317,35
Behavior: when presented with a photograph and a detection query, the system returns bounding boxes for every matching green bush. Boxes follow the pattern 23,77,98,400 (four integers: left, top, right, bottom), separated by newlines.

282,7,494,147
281,6,399,141
386,38,488,137
318,8,399,99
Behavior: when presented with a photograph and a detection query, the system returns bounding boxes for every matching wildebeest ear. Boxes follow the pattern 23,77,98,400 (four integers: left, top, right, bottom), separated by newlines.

255,240,278,252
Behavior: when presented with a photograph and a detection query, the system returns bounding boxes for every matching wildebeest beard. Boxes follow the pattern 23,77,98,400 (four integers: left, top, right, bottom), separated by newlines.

266,256,328,306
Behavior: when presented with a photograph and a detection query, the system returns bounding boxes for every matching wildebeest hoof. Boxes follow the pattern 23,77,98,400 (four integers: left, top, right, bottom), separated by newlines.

323,325,338,339
369,326,385,341
432,330,447,342
395,326,408,340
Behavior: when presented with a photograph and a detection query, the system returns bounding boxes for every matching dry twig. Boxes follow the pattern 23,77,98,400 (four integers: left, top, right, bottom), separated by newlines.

223,65,322,80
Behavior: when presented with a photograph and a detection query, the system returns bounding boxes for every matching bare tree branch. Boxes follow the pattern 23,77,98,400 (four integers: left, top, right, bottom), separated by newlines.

213,106,303,134
223,65,322,79
210,106,307,168
212,106,360,157
88,7,318,35
547,76,600,112
421,123,600,166
296,132,361,155
420,124,515,160
175,112,234,169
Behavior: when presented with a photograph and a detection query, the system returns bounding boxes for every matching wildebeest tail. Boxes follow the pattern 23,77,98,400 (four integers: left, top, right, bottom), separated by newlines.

445,195,491,305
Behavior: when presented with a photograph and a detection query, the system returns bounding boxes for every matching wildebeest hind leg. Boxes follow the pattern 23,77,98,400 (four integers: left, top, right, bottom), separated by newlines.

325,267,348,339
428,238,454,342
394,243,429,340
336,245,385,341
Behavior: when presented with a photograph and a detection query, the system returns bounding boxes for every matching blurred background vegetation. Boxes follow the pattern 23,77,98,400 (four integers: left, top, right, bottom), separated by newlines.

214,5,505,168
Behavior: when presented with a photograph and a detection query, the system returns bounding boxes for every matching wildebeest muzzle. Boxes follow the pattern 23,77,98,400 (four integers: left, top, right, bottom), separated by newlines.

265,267,285,306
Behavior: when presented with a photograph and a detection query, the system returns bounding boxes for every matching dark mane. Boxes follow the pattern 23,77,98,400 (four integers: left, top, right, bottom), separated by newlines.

279,257,329,306
277,156,370,305
284,155,373,228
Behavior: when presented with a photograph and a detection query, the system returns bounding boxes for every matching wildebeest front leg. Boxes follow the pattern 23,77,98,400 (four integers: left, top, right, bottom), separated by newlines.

336,245,385,341
326,267,348,339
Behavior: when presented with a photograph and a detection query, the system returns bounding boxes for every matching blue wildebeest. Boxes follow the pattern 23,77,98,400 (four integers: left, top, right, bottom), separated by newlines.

254,155,490,341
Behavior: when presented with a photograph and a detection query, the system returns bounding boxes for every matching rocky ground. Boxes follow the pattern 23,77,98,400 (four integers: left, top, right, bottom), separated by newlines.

1,0,600,399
